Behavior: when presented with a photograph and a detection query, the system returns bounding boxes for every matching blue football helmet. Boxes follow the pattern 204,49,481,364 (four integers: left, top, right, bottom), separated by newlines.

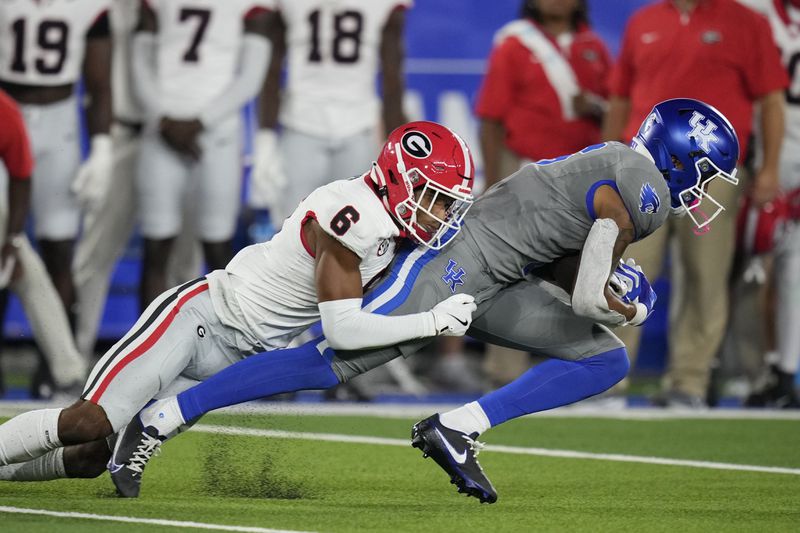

631,98,739,230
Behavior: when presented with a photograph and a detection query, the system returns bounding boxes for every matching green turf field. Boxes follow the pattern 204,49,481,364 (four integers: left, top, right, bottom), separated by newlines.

1,409,799,532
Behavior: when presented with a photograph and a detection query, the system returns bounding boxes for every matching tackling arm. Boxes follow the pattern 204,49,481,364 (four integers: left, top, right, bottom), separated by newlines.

310,220,435,350
308,221,474,350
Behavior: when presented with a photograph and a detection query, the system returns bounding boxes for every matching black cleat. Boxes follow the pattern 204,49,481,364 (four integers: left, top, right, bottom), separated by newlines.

108,416,165,498
411,414,497,504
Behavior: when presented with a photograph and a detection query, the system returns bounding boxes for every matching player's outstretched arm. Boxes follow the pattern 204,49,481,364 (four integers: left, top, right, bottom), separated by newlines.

310,220,476,350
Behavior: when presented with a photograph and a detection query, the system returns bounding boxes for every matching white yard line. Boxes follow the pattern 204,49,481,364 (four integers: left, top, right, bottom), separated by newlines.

0,506,314,533
193,424,800,477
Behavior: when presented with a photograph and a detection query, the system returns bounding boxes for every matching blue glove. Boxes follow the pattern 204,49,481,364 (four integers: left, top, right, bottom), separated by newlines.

613,259,657,325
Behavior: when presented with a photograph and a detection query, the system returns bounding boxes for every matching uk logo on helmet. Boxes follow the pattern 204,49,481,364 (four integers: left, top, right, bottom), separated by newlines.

687,111,719,153
401,131,433,159
639,183,661,214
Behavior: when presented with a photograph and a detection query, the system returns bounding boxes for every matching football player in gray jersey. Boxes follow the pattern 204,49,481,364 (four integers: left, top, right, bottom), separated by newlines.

1,99,740,504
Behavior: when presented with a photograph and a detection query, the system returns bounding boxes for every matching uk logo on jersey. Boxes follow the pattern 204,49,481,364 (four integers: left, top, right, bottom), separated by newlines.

442,259,466,293
687,111,719,153
639,183,661,214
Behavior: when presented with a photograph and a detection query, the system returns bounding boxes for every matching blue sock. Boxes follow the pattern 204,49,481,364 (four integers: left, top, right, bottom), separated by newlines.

478,347,629,427
177,338,339,423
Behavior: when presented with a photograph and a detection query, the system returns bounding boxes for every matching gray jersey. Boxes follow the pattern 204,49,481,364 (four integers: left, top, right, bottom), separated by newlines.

465,142,669,284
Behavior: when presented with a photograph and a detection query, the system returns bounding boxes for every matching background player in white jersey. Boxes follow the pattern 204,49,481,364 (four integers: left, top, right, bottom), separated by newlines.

250,0,411,223
72,0,202,358
0,121,476,491
736,0,800,407
0,0,112,392
131,0,272,310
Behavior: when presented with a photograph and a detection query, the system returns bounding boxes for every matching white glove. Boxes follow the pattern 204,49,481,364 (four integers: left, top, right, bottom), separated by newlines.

71,134,113,211
429,293,477,337
249,129,287,210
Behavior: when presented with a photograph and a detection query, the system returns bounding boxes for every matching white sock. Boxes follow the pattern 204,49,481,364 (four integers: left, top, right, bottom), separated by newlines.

0,448,66,481
139,398,185,438
438,401,491,436
0,409,63,466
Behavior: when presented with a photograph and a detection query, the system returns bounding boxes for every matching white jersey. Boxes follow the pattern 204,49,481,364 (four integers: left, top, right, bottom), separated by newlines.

278,0,412,139
149,0,273,118
0,0,110,86
111,0,141,122
207,177,401,350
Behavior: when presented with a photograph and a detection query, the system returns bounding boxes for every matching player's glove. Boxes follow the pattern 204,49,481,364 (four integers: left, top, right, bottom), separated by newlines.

430,293,477,336
71,134,113,211
249,129,287,211
613,258,656,326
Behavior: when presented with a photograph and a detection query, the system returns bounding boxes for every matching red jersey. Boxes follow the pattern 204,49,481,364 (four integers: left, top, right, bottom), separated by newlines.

0,89,33,179
475,19,612,160
609,0,788,158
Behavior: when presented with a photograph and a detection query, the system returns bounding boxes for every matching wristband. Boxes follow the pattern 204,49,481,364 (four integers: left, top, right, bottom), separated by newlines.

627,302,649,326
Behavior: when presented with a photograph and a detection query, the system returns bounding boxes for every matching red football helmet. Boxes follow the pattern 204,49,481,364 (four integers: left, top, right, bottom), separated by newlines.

369,121,475,249
736,193,790,256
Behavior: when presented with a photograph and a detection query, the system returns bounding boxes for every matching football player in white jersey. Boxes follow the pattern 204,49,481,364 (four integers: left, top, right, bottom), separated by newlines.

131,0,273,310
737,0,800,407
72,0,202,359
250,0,411,222
0,0,112,392
0,121,476,490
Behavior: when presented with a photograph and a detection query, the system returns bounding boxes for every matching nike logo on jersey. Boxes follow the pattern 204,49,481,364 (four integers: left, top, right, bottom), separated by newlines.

435,427,467,464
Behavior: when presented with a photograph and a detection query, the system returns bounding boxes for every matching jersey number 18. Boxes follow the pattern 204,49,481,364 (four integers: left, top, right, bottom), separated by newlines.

307,9,362,64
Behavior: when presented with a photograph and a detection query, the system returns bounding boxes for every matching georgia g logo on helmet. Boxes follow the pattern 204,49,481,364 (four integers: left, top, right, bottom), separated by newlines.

687,111,719,153
401,131,433,159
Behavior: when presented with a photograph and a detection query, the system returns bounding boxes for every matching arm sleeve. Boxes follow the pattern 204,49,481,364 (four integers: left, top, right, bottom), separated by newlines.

318,298,436,351
199,34,271,127
130,31,162,117
571,218,627,327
